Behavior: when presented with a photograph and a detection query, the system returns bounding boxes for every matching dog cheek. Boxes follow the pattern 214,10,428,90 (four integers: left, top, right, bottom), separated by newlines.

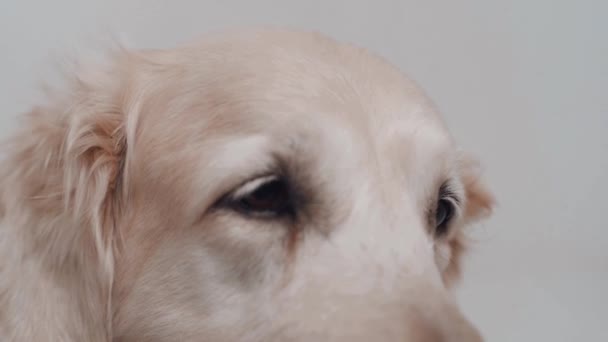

434,241,452,273
435,234,467,287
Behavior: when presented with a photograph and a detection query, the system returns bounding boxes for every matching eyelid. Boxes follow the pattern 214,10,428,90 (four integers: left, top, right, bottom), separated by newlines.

223,173,297,220
230,175,280,200
439,183,461,204
438,182,464,221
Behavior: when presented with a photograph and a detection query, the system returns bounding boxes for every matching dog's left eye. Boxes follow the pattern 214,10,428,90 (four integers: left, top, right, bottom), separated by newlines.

228,175,294,218
433,185,459,238
434,199,455,237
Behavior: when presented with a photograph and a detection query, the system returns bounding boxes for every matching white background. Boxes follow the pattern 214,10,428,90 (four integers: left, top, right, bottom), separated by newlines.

1,1,606,340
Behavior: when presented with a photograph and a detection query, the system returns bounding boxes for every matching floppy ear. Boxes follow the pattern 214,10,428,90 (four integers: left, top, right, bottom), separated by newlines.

441,155,495,286
0,54,134,340
7,69,127,268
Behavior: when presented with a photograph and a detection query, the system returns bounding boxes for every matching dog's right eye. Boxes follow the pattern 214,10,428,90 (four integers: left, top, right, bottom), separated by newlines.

227,175,294,219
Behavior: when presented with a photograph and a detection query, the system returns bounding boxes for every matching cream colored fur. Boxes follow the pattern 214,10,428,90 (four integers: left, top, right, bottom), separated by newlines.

0,29,493,341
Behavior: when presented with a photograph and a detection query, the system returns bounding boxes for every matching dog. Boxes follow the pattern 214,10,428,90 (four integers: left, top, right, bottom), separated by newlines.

0,28,493,341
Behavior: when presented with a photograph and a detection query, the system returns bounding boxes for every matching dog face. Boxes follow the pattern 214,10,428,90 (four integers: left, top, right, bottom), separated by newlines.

0,29,493,341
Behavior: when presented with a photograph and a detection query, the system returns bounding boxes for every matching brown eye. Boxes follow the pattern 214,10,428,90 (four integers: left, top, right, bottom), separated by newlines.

433,182,460,238
230,176,293,218
434,198,455,237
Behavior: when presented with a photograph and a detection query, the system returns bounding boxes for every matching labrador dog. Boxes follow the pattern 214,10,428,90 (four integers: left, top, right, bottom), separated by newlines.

0,29,493,341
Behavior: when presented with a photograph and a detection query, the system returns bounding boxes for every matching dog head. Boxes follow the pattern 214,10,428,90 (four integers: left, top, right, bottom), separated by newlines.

1,29,493,341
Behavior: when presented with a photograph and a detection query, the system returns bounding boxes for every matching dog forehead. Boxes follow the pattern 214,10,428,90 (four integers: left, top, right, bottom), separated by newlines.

133,29,452,176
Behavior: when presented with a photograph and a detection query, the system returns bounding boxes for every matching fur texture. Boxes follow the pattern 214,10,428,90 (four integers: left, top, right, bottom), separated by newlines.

0,29,493,341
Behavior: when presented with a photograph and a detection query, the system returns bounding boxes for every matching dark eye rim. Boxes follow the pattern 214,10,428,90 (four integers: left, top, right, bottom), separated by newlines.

219,173,297,220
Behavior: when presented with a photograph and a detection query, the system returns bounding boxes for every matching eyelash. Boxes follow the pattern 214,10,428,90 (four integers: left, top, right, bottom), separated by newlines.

439,183,459,203
433,183,461,238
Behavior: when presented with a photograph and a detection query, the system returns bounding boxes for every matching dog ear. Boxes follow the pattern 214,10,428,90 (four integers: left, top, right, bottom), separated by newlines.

4,62,130,269
0,52,137,339
440,155,494,286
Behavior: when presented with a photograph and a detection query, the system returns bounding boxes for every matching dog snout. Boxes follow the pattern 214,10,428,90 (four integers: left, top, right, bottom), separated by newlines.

404,288,484,342
406,308,483,342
